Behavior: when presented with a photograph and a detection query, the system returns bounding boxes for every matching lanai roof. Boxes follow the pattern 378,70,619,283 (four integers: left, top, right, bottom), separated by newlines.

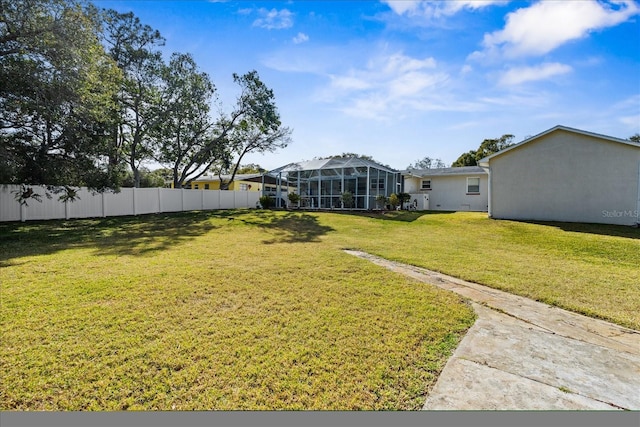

267,157,398,175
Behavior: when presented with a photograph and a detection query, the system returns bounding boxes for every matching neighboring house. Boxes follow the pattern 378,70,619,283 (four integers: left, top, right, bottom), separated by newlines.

402,166,488,211
188,173,279,193
479,125,640,226
267,157,400,209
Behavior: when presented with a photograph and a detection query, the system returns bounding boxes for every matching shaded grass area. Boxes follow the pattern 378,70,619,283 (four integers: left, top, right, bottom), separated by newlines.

0,211,474,410
327,210,640,330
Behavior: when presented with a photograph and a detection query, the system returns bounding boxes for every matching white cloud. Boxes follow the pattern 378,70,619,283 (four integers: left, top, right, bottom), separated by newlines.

317,51,477,120
474,0,640,59
382,0,506,18
292,32,309,44
383,0,421,15
329,75,371,91
611,95,640,130
253,8,294,30
499,62,573,86
460,64,473,74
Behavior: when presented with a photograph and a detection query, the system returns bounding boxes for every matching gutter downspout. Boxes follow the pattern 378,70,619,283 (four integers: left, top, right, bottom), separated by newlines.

479,161,491,218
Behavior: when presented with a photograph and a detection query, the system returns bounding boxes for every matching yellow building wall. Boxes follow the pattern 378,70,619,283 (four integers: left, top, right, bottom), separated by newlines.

190,180,261,191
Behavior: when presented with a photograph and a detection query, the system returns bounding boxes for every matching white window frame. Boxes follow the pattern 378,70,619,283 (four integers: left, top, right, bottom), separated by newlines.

467,177,480,194
421,179,431,190
239,183,249,191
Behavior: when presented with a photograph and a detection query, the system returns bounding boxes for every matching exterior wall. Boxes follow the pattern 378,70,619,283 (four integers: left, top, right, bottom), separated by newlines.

404,174,488,211
489,129,640,226
191,180,221,190
189,180,261,191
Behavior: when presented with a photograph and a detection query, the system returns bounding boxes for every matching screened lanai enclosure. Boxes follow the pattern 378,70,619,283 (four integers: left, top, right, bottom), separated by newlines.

264,157,400,209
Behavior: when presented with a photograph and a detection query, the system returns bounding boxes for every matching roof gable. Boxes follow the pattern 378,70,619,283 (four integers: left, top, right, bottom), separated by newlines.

478,125,639,166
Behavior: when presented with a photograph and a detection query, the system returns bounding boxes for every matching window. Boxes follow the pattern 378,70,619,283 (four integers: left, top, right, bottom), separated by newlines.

239,183,249,191
204,184,210,190
193,184,199,189
370,178,385,190
421,180,431,190
467,177,480,194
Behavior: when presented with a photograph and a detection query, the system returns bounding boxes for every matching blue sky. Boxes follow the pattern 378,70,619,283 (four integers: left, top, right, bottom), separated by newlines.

95,0,640,170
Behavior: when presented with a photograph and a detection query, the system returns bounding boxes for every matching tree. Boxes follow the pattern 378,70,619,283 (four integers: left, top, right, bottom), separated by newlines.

452,134,515,167
451,151,477,167
407,157,447,170
324,153,374,161
102,10,165,188
1,0,122,202
152,53,219,189
236,163,265,174
121,167,166,188
629,134,640,143
216,71,292,190
475,134,515,161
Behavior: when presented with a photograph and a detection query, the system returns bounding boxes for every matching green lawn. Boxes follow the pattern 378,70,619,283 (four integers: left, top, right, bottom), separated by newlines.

0,211,474,410
328,210,640,330
1,209,638,410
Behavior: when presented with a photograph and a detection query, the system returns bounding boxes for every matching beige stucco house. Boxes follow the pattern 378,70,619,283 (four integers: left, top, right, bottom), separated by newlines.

402,166,488,211
479,125,640,226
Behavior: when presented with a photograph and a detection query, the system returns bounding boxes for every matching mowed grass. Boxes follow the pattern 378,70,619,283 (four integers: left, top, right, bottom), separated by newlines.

327,210,640,330
0,211,475,410
2,209,638,411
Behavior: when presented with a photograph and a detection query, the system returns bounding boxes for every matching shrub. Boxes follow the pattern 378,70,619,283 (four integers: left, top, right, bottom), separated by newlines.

389,193,400,209
341,191,354,208
259,195,274,209
287,192,300,207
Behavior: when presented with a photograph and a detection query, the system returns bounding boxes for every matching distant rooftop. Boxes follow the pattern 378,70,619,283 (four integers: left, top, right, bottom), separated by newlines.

191,173,263,182
402,166,486,177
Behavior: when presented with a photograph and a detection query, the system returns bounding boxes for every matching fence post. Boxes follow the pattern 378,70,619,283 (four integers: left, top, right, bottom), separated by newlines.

158,187,162,213
181,188,184,211
65,199,70,220
201,189,204,211
20,203,26,222
102,192,106,217
132,187,137,216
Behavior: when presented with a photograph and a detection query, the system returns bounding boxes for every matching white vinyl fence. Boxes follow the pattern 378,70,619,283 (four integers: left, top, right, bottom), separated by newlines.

0,185,261,222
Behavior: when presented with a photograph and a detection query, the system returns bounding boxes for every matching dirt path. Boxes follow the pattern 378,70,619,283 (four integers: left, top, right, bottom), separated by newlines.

344,249,640,410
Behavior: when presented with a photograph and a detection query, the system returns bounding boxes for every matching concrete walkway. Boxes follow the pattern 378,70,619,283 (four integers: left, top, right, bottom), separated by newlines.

344,250,640,410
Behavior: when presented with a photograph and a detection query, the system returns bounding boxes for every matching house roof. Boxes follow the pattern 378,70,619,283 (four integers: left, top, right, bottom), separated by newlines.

478,125,639,167
402,166,486,178
267,157,398,175
191,173,263,182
